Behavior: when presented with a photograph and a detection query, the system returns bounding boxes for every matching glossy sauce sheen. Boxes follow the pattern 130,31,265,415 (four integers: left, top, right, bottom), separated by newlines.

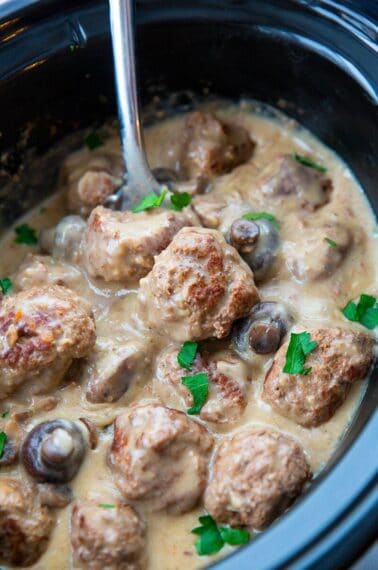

0,101,377,570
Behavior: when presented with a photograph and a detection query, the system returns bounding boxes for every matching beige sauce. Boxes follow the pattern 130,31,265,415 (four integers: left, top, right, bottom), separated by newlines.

0,101,377,570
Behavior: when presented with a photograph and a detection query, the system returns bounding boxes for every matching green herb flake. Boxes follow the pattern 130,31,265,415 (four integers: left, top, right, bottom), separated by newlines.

0,432,7,459
191,515,250,556
98,503,116,509
283,332,318,376
182,372,209,415
1,411,9,419
84,132,103,150
324,237,337,248
170,192,192,211
132,190,167,213
0,278,12,295
14,224,38,245
293,153,327,173
242,212,280,229
177,341,198,370
342,294,378,330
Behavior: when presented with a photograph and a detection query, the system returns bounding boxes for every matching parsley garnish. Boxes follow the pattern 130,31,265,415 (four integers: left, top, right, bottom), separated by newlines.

242,212,280,230
0,278,12,295
182,372,209,414
1,411,9,418
192,515,250,556
283,332,318,376
324,237,337,248
177,341,198,370
170,192,192,211
84,132,103,150
98,503,115,509
342,294,378,330
293,153,327,173
132,190,167,213
0,432,7,459
14,224,38,245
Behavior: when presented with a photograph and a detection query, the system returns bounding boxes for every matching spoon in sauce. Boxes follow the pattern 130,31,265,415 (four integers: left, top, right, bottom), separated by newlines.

107,0,162,210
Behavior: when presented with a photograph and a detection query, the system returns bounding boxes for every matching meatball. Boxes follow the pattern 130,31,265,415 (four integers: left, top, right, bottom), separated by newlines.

204,429,311,529
68,170,122,217
0,478,54,566
180,111,254,179
85,338,151,403
71,500,146,570
286,222,353,282
108,404,213,513
83,205,197,284
14,254,83,292
0,285,96,400
138,227,259,341
258,154,332,212
262,327,374,427
154,347,250,423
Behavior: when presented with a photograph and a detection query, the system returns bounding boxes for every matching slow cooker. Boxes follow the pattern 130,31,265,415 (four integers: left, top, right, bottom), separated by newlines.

0,1,377,569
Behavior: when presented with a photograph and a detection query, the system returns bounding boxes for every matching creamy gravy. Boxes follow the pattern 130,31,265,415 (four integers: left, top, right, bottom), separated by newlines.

0,101,377,570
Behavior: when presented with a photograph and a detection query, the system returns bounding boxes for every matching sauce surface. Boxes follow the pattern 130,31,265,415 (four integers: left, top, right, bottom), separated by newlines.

0,100,376,570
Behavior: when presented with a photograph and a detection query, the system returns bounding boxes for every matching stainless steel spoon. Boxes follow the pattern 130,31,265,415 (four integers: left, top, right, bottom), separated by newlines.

108,0,161,210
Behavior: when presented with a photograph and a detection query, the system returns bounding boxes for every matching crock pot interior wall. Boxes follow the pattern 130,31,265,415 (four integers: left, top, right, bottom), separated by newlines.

0,1,377,569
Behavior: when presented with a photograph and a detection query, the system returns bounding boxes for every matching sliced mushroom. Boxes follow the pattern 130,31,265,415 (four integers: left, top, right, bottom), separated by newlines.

233,302,293,357
38,483,73,508
21,419,91,483
229,218,279,281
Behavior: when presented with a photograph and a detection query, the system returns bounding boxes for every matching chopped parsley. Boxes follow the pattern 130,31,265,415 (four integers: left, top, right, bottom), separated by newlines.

177,341,198,370
182,372,209,414
170,192,192,211
84,132,103,150
192,515,250,556
132,190,167,213
324,237,337,248
0,432,7,459
14,223,38,245
0,278,12,295
283,332,318,376
242,212,280,230
1,411,9,419
293,153,327,173
342,294,378,330
98,503,116,509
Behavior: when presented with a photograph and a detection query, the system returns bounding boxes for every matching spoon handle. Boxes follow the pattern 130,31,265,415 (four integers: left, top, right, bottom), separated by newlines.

108,0,160,206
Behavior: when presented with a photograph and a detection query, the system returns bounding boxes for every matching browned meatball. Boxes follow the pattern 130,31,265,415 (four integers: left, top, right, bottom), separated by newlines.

258,154,332,212
68,170,122,217
70,500,146,570
138,227,259,341
180,111,253,179
262,328,374,427
0,478,54,566
286,222,353,282
83,205,197,284
108,404,213,513
204,429,311,529
0,285,96,400
154,347,250,423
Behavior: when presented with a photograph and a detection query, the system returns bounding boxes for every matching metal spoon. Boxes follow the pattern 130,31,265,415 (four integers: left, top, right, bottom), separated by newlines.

108,0,161,210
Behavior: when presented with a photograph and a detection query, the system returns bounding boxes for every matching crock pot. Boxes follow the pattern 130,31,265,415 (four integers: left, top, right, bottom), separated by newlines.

0,1,377,569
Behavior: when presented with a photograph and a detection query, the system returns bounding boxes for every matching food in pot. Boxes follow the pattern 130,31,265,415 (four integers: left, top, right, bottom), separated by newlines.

0,102,376,569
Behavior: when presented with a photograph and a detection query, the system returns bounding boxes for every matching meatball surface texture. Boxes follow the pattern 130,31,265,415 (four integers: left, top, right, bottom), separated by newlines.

262,327,374,427
0,285,96,400
138,227,259,341
0,478,54,566
71,500,146,570
204,429,310,529
108,403,213,513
